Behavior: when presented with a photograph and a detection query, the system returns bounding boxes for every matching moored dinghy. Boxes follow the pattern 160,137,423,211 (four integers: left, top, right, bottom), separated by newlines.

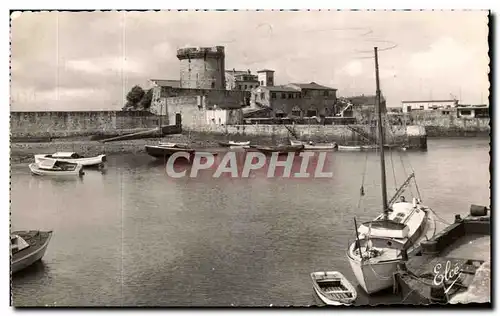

11,230,53,274
29,159,84,177
250,144,304,155
145,144,195,159
311,271,357,306
290,139,337,150
35,152,106,167
218,140,251,147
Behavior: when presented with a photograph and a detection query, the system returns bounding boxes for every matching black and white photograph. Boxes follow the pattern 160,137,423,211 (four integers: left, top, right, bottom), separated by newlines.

8,8,491,307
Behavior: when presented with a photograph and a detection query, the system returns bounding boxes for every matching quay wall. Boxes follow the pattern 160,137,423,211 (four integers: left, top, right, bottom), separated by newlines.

10,111,167,138
401,112,490,137
183,123,427,149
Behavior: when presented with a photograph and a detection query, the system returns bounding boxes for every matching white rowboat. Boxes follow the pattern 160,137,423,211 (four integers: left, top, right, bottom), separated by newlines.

35,152,106,167
311,271,357,306
29,159,84,177
290,140,336,150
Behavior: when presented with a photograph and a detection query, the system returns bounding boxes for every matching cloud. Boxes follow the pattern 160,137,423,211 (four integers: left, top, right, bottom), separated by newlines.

408,37,475,78
65,57,144,75
341,61,364,77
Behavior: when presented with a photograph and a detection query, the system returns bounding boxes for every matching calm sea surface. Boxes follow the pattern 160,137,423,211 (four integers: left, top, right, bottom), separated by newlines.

10,138,490,307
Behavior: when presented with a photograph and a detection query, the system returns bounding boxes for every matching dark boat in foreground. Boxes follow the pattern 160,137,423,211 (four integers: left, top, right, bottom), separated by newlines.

394,204,490,304
249,144,304,155
11,230,53,274
145,144,195,159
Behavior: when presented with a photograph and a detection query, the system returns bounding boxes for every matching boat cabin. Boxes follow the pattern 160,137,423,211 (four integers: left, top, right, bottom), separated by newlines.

10,235,30,254
38,159,78,171
357,202,424,239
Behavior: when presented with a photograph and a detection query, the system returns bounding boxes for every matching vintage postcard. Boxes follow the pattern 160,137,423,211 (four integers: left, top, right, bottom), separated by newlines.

9,9,491,307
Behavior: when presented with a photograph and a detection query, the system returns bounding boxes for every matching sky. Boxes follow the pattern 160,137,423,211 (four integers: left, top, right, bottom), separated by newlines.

10,10,490,111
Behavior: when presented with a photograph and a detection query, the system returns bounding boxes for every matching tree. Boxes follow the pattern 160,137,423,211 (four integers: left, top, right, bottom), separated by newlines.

124,85,145,110
138,89,153,109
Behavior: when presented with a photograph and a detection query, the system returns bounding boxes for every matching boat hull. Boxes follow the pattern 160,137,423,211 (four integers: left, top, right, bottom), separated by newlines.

251,145,304,155
11,231,52,274
29,163,84,176
347,253,399,294
347,209,435,295
35,154,106,167
218,141,250,147
290,140,336,151
145,145,195,160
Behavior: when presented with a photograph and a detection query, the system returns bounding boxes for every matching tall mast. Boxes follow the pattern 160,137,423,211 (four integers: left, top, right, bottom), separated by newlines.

374,47,389,218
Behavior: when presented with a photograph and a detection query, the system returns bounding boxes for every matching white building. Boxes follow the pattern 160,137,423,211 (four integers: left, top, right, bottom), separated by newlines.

401,99,457,113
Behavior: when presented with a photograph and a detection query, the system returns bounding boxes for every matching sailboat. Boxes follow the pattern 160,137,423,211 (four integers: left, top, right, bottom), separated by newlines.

346,47,435,295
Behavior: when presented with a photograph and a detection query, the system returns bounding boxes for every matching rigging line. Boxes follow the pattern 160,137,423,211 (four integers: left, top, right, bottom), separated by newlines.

401,150,422,201
357,150,370,209
390,148,398,191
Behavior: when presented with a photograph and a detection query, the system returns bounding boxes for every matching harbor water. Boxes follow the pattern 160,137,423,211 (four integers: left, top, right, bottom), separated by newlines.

10,138,490,306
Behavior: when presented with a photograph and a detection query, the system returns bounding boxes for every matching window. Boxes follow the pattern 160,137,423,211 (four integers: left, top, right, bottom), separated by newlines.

275,110,286,118
460,110,472,115
307,108,317,117
419,106,424,110
238,85,241,90
271,92,276,99
244,85,247,90
442,111,450,115
291,106,301,117
288,93,293,99
324,90,329,97
211,82,215,89
260,92,265,99
281,93,286,99
406,106,412,112
260,80,264,85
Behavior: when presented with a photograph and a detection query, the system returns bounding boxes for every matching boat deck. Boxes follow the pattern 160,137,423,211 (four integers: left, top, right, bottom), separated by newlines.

11,231,52,261
394,213,490,304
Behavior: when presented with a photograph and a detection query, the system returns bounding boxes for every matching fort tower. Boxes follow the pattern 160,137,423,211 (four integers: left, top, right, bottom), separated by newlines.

176,46,226,90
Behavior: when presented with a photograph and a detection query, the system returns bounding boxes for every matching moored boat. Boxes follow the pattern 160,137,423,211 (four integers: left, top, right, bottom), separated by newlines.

394,205,490,304
337,144,404,152
34,152,106,167
250,144,304,155
290,139,337,150
158,142,191,149
145,144,195,159
311,271,357,306
218,141,251,147
11,230,53,274
29,159,84,177
346,47,436,295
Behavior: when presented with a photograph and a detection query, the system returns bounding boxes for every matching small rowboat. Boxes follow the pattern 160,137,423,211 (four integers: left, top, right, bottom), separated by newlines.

29,159,84,177
311,271,357,306
337,144,403,152
290,140,337,150
11,230,53,274
35,152,106,167
250,144,304,155
218,141,251,147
